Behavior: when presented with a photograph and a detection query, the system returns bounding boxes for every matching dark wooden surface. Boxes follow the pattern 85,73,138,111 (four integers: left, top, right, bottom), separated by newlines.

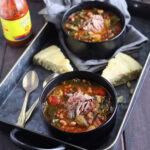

0,1,150,150
125,71,150,150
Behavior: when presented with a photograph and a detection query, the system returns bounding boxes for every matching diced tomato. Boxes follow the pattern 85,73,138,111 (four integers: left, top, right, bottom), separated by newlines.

94,87,106,96
48,95,60,106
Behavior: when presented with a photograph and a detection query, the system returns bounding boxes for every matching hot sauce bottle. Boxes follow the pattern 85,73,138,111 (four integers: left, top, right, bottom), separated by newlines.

0,0,32,46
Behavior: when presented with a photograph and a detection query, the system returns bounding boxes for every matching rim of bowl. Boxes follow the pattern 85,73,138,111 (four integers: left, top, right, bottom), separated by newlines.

61,1,126,45
40,71,118,135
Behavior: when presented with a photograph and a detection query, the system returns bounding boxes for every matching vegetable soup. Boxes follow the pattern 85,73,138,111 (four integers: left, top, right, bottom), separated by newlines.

64,8,122,42
44,79,114,133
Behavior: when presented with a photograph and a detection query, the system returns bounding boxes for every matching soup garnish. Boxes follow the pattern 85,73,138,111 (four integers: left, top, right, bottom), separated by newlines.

64,8,122,42
44,79,114,133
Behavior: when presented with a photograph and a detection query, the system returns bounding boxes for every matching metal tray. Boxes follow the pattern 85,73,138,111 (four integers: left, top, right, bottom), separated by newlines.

0,8,150,149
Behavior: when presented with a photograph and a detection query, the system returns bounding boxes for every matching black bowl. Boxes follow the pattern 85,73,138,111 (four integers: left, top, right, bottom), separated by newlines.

61,1,126,60
40,71,118,141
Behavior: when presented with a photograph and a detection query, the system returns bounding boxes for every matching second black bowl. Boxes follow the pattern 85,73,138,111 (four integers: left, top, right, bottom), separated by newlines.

40,71,118,141
61,1,126,60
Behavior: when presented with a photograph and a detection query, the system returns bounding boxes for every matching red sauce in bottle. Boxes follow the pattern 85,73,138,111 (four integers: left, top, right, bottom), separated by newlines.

0,0,32,46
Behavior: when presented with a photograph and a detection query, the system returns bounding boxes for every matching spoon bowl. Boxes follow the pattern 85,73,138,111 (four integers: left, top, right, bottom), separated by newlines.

22,71,39,92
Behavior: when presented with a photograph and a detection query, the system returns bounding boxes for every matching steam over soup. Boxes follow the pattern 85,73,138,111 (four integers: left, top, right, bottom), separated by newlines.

44,79,114,133
64,8,122,42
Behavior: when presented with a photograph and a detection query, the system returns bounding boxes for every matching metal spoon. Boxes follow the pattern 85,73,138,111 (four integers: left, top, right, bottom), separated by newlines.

25,73,59,124
16,71,39,127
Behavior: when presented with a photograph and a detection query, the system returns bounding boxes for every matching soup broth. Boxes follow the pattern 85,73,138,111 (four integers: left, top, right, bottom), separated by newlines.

44,79,114,133
64,8,122,42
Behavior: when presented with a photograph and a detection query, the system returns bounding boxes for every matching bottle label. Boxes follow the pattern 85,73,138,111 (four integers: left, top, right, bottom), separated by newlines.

0,11,32,42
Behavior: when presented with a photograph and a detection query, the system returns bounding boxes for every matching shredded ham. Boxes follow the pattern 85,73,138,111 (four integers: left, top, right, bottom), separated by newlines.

66,91,94,119
83,14,104,33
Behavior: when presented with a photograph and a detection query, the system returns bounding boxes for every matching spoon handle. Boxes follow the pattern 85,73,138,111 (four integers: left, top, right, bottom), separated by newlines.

25,98,39,122
16,92,30,127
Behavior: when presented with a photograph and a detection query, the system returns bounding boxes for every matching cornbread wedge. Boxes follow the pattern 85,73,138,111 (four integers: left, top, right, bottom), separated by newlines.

33,45,73,73
101,53,142,86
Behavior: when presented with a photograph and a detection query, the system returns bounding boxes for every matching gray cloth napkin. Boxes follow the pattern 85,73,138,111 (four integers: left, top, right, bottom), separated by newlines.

39,0,148,72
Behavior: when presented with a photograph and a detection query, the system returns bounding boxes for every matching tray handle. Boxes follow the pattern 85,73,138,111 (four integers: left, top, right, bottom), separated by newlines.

10,129,65,150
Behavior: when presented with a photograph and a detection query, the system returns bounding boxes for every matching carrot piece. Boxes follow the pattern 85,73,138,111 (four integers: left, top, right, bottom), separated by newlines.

48,95,60,106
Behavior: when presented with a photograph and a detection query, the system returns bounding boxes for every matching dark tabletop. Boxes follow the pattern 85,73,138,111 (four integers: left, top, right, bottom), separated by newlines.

0,0,150,150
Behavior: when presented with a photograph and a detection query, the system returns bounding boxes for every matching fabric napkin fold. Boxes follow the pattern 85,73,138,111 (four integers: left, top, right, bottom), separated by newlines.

39,0,148,72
